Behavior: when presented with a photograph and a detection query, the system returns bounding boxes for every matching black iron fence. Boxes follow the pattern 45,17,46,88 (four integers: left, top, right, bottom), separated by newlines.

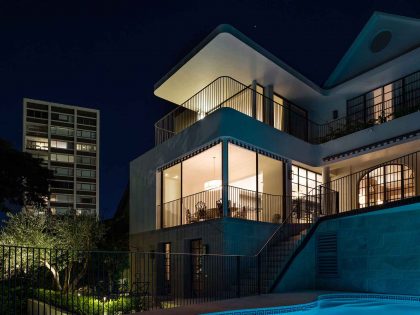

324,151,419,213
0,245,259,315
155,74,420,145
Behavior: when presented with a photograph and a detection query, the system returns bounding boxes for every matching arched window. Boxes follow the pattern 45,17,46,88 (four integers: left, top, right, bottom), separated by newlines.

358,164,415,208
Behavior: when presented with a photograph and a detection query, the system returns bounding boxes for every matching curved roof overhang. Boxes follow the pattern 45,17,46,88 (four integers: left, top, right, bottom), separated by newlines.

153,24,324,107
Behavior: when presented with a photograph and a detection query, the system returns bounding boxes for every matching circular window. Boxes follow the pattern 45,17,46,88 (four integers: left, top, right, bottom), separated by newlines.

370,30,392,53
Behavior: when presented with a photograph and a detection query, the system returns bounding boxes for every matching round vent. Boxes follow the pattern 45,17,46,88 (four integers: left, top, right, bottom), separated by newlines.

370,30,392,53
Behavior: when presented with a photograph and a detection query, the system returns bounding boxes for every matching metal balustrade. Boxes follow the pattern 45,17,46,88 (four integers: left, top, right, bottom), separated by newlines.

155,74,420,145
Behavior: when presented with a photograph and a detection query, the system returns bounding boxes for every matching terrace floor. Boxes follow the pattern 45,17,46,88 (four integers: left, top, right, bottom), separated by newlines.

140,291,337,315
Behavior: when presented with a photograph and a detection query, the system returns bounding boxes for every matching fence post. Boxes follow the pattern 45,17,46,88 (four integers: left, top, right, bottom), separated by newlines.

257,254,261,295
236,256,241,298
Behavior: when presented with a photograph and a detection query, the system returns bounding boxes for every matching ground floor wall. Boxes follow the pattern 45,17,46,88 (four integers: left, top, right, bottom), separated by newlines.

274,202,420,295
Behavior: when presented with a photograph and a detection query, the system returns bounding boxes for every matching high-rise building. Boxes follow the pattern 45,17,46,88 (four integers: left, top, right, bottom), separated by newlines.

23,98,100,217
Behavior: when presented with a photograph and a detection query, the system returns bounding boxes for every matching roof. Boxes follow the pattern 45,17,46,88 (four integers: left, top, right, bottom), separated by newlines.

324,12,420,88
154,12,420,107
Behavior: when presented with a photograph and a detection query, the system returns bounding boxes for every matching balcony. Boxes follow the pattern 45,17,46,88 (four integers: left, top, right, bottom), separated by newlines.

155,75,420,145
158,185,339,229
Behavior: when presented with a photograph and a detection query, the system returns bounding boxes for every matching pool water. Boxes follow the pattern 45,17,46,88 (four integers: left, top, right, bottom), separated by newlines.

205,294,420,315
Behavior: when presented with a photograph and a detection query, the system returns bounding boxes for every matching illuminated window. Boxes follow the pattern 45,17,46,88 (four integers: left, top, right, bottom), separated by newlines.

51,140,73,150
76,143,96,152
358,164,415,208
292,165,322,199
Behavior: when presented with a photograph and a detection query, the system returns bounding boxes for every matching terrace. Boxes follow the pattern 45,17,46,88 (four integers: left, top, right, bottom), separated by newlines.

155,73,420,146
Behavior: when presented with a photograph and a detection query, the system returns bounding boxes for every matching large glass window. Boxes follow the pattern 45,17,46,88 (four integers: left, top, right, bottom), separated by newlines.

358,164,415,208
162,163,181,228
273,94,284,131
292,165,322,199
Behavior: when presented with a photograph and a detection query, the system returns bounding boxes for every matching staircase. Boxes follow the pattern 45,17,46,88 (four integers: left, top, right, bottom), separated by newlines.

255,189,338,294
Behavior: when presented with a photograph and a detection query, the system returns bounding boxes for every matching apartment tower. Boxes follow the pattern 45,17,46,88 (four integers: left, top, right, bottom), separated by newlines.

23,98,100,216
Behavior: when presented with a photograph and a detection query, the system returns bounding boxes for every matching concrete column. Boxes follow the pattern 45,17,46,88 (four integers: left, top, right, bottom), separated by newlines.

321,166,331,215
264,84,274,125
284,160,293,219
222,139,229,217
251,80,257,119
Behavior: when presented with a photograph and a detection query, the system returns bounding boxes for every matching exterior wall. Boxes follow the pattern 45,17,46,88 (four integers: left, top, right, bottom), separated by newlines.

274,202,420,295
130,108,316,235
130,107,420,235
130,217,277,256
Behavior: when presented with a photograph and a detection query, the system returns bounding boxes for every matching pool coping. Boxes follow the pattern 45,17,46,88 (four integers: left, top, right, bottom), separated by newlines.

203,293,420,315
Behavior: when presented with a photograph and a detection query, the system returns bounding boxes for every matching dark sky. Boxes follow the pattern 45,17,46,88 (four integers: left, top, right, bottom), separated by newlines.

0,0,419,219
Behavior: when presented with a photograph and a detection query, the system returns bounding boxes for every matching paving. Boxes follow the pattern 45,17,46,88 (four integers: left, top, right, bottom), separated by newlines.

139,291,336,315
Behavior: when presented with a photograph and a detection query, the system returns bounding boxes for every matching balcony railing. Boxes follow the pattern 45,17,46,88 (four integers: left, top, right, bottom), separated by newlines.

158,185,339,229
155,75,420,145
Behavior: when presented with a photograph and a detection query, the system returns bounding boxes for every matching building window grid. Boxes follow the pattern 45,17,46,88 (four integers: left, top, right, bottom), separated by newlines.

292,165,322,198
347,71,420,126
358,164,415,208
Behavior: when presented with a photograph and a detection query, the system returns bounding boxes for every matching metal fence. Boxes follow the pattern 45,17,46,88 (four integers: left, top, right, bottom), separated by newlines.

0,246,259,315
155,74,420,145
325,151,419,213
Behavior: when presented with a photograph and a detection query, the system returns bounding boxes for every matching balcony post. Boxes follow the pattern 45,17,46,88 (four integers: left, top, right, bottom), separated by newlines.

322,166,331,215
264,84,274,126
222,139,229,217
284,160,292,219
251,80,257,119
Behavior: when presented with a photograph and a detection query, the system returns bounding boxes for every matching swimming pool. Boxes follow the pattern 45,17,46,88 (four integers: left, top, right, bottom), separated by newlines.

204,293,420,315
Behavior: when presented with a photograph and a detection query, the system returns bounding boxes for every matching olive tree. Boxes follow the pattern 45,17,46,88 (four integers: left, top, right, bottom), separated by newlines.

0,210,105,292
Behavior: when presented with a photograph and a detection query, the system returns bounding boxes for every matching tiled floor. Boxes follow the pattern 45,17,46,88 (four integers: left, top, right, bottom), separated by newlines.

140,291,336,315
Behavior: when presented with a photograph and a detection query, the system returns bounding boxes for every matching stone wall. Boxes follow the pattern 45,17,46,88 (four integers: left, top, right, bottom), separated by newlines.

274,202,420,295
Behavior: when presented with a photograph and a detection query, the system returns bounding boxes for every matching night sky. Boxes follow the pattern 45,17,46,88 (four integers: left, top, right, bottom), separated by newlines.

0,1,419,219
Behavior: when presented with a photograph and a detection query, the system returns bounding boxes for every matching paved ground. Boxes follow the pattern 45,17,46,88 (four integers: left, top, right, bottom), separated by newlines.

140,291,336,315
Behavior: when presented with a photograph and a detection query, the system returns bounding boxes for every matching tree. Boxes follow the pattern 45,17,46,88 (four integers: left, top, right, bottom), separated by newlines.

0,138,51,212
0,210,106,292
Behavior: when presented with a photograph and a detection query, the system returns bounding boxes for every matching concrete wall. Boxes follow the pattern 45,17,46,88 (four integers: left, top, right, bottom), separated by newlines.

274,202,420,295
131,107,420,235
130,217,277,256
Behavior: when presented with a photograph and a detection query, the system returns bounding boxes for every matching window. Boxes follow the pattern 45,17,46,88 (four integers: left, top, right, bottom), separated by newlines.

273,94,284,131
51,113,74,123
77,129,96,139
51,207,71,215
50,194,73,203
76,169,96,178
76,156,96,165
51,153,74,163
51,181,73,190
292,165,322,199
27,124,48,135
27,109,48,119
191,239,205,297
26,138,48,151
77,183,96,191
162,243,171,294
52,166,74,177
51,140,74,150
358,164,415,208
76,143,96,152
51,126,74,137
76,208,95,216
77,196,96,204
77,117,96,126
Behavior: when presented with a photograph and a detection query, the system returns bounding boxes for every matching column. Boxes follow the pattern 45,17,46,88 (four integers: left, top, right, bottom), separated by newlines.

264,84,274,125
251,80,257,119
283,160,293,219
222,139,229,217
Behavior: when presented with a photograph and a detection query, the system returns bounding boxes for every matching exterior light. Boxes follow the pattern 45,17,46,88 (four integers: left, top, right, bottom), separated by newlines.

197,111,205,120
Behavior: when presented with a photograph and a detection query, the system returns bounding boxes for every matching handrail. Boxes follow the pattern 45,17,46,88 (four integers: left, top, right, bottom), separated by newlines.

155,75,420,145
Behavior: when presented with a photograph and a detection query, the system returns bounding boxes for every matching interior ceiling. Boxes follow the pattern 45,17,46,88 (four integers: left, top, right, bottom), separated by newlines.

154,32,323,107
327,139,420,175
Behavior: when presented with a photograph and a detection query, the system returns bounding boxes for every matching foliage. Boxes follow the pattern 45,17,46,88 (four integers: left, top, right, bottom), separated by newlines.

0,210,106,292
34,289,143,315
0,138,51,212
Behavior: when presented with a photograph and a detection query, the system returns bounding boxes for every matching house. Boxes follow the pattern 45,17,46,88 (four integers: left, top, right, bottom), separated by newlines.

129,12,420,297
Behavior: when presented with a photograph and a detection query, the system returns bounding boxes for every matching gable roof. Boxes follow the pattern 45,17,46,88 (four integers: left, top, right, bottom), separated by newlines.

324,11,420,88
